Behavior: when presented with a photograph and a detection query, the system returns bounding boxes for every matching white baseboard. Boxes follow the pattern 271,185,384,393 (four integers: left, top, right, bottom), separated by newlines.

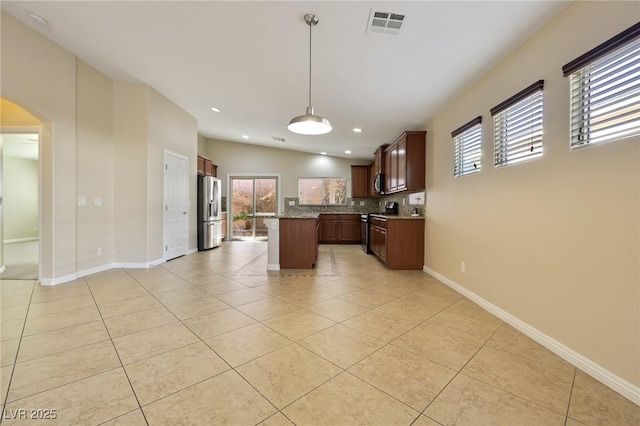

4,237,38,244
39,272,78,286
40,258,168,286
423,266,640,406
267,264,280,271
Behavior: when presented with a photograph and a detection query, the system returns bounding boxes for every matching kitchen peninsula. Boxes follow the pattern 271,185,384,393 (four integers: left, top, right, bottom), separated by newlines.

265,212,424,271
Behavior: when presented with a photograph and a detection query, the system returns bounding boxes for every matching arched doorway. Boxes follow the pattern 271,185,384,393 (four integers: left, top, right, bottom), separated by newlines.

1,98,42,281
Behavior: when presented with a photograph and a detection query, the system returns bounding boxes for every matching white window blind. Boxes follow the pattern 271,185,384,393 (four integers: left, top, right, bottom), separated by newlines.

452,116,482,177
564,24,640,148
491,81,544,167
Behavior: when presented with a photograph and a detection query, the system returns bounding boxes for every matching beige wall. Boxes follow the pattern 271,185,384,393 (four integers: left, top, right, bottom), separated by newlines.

76,61,115,272
1,12,198,281
147,88,198,261
200,138,370,211
425,1,639,388
113,82,149,264
1,12,77,280
3,156,38,241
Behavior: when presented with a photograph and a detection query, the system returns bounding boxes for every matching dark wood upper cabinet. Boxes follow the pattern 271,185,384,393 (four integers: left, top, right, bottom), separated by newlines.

350,165,369,198
382,131,426,194
197,154,217,177
373,145,388,175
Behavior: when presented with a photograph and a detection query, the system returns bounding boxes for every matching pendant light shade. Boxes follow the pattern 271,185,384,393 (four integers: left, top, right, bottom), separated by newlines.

288,14,332,135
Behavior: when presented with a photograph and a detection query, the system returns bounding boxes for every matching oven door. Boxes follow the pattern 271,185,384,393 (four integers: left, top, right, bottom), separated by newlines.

360,215,372,254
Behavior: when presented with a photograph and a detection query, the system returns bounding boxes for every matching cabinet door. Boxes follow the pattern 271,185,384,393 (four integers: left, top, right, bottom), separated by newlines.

397,137,407,191
339,217,360,242
320,220,340,242
386,144,398,193
197,156,205,176
384,149,392,193
204,160,214,176
379,228,387,262
351,166,369,198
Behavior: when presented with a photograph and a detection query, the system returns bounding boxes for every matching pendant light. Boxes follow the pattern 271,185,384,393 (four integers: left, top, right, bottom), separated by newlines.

288,14,332,135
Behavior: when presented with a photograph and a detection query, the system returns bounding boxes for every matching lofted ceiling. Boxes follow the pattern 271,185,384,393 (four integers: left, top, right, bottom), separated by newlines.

1,1,569,160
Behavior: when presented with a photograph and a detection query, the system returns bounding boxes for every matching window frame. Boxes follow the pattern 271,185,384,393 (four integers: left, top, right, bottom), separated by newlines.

491,80,545,167
562,22,640,149
297,177,348,206
452,116,482,177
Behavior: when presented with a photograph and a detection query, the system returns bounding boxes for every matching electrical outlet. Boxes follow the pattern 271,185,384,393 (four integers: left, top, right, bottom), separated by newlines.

97,247,102,256
288,200,295,206
350,201,354,206
460,261,466,273
359,201,364,206
270,221,277,230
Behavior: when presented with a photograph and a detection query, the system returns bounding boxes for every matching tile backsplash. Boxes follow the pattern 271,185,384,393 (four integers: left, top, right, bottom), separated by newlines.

283,190,425,217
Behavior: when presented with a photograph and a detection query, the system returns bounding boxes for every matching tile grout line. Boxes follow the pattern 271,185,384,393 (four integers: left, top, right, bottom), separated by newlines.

563,368,578,425
118,260,283,423
85,276,151,426
1,279,36,424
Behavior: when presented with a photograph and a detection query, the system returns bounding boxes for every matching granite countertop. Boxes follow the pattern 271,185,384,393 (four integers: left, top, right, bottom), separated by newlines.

369,213,425,220
277,212,363,219
277,213,425,219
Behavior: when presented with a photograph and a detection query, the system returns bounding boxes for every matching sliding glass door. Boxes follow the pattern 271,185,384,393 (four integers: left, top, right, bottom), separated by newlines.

230,177,277,241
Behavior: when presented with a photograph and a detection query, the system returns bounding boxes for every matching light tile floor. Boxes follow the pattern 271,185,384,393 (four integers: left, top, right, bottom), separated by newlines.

0,242,638,425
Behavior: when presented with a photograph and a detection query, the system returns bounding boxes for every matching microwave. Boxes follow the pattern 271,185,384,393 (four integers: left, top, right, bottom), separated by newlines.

373,173,384,194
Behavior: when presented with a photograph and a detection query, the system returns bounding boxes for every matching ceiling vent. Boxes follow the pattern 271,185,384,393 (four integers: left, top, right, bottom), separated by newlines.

272,136,286,142
366,10,405,35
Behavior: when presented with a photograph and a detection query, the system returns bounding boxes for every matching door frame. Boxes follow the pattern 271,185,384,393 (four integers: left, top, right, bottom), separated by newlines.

163,150,189,261
1,126,42,280
227,173,281,241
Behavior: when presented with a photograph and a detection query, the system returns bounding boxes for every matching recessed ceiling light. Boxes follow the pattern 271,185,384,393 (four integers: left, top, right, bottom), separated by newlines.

320,152,327,155
345,150,351,154
242,135,249,139
210,107,221,112
353,128,363,133
28,13,48,26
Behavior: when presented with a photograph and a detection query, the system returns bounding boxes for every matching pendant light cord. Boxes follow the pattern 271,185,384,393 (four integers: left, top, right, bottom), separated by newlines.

308,20,312,109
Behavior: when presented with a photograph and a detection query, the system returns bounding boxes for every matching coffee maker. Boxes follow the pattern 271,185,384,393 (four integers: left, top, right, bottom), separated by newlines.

384,202,398,215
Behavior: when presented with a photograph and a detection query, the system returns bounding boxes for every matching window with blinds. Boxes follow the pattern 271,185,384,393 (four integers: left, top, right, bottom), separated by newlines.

491,80,544,167
452,116,482,177
563,23,640,149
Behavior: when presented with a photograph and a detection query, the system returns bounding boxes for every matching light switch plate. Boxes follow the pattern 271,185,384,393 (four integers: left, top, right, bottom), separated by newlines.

94,197,102,207
78,197,86,207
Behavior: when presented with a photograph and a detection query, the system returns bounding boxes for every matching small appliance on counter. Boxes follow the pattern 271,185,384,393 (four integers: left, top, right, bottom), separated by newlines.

411,208,420,217
384,201,398,215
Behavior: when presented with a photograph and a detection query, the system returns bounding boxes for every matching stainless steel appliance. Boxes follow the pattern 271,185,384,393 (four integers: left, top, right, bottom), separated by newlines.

197,175,222,250
373,173,384,194
360,214,372,254
384,201,398,215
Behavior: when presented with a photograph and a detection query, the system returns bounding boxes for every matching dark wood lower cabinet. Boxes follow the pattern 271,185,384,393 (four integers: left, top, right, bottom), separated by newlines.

370,215,424,270
279,218,318,269
318,214,361,244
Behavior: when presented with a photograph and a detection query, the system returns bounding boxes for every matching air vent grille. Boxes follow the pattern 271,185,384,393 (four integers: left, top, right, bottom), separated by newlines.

367,9,405,35
272,136,286,142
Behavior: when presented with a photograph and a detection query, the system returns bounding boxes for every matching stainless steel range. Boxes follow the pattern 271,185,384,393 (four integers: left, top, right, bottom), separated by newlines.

360,214,372,254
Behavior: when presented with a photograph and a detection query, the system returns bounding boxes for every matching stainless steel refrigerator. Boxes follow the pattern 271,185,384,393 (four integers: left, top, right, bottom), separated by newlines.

197,175,222,250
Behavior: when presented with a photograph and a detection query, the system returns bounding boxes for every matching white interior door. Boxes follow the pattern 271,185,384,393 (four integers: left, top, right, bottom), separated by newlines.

164,151,188,260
